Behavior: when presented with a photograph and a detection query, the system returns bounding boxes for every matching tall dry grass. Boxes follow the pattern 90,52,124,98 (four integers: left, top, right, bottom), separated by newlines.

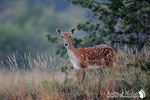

0,47,150,100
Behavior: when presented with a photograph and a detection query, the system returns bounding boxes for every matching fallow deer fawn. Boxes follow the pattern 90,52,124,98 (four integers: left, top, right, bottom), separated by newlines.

56,28,115,83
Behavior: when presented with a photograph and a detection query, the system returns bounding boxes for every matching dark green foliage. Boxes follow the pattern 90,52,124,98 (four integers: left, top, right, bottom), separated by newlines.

126,56,150,72
47,0,150,56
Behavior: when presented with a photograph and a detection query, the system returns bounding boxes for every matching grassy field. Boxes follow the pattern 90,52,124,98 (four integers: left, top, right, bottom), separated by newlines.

0,47,150,100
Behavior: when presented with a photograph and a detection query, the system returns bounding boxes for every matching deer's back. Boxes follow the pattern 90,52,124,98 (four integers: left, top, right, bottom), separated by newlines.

77,44,115,68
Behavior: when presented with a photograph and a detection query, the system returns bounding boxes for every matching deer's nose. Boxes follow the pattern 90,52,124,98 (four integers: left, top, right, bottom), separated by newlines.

65,43,68,46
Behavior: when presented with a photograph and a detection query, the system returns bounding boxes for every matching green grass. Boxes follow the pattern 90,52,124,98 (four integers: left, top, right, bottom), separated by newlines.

0,47,150,100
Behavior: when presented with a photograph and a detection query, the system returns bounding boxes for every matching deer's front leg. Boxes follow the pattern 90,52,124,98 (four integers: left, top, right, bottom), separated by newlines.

75,70,81,84
81,69,86,83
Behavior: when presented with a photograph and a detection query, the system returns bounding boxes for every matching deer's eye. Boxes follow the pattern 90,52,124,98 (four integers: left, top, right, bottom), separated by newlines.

69,36,71,38
61,36,63,38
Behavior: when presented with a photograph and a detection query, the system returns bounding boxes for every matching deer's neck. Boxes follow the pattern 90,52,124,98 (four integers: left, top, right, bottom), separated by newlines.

67,41,77,53
67,41,81,70
67,40,79,60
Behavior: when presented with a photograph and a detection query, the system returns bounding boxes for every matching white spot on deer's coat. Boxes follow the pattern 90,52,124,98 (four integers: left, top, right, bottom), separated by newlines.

67,50,81,70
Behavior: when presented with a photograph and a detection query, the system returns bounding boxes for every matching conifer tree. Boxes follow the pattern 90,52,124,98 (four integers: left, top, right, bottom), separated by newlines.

47,0,150,56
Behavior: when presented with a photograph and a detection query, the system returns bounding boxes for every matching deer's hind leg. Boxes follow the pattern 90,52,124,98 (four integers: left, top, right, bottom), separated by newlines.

105,58,114,74
81,69,86,83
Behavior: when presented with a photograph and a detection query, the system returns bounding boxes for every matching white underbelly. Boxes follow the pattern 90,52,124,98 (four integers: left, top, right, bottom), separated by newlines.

87,65,103,70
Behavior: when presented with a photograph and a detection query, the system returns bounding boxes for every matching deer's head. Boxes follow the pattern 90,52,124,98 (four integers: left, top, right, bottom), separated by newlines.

56,28,75,48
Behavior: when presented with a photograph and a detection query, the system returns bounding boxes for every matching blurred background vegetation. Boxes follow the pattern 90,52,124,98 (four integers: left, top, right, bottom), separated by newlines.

0,0,86,59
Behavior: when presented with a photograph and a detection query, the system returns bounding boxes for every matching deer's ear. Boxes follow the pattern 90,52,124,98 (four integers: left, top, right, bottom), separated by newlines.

71,28,76,34
56,28,62,35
